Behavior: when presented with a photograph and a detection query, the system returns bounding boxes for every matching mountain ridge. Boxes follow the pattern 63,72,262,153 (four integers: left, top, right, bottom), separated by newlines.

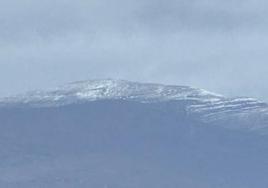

1,79,268,131
0,79,224,105
0,79,268,187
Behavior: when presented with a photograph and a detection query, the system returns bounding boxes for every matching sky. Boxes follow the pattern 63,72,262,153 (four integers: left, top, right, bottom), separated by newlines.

1,0,268,100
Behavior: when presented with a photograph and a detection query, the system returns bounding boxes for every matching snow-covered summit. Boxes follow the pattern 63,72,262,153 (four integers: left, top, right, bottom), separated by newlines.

0,79,223,106
1,79,268,130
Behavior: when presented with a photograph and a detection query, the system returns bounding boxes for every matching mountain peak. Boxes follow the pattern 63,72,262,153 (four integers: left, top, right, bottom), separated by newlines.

0,79,223,106
1,79,268,130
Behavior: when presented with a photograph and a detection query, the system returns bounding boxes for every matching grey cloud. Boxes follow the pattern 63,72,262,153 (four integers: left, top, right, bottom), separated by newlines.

1,0,268,42
0,0,268,100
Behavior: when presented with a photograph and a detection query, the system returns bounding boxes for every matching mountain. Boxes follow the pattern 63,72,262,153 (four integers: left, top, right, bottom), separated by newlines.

2,79,268,131
0,79,267,188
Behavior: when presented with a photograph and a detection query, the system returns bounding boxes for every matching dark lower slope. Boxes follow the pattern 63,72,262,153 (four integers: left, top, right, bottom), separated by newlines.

0,100,267,188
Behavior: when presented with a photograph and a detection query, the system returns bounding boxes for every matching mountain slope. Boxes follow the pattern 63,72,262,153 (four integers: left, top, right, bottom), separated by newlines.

0,79,268,188
1,79,268,131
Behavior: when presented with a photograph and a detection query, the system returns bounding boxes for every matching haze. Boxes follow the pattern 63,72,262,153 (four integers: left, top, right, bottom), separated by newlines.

1,0,268,100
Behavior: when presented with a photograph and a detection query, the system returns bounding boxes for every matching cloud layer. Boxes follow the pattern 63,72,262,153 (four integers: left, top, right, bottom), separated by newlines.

1,0,268,100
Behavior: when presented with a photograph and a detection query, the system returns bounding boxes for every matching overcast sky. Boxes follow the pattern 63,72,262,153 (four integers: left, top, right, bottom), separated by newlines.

1,0,268,100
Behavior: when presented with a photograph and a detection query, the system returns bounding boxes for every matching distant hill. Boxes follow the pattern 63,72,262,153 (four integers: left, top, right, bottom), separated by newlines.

0,79,267,188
